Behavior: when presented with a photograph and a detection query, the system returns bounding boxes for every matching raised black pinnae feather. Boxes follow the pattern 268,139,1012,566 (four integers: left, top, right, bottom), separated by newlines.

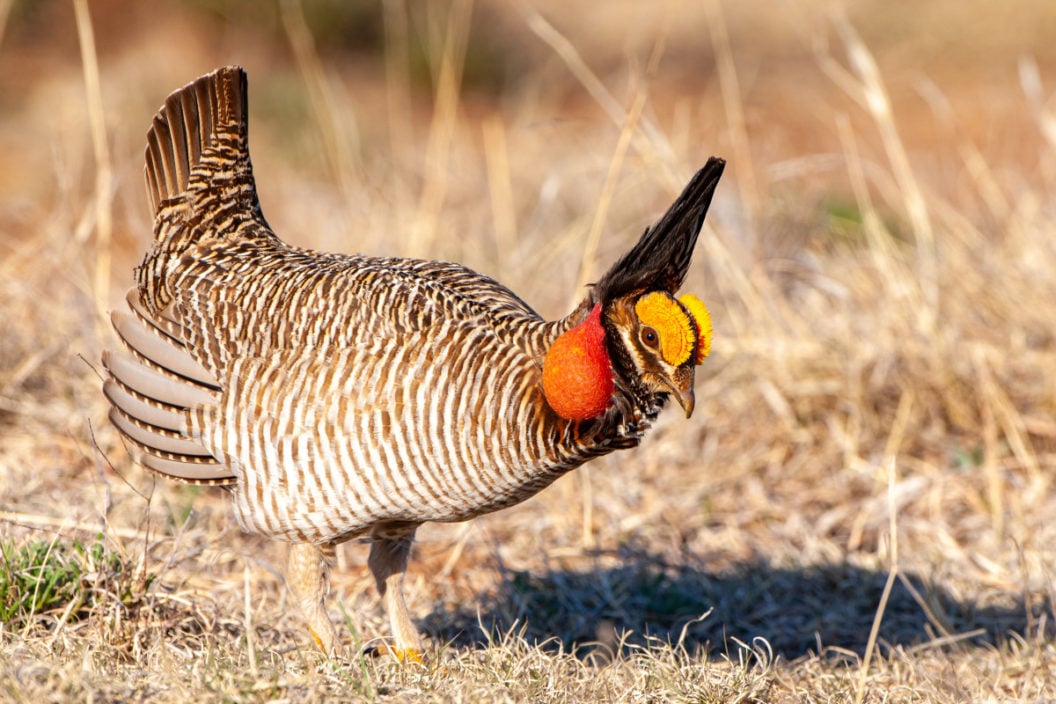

593,157,725,302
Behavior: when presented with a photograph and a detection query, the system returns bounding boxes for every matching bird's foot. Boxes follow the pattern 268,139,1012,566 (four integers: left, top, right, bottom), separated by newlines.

365,643,424,665
308,627,334,656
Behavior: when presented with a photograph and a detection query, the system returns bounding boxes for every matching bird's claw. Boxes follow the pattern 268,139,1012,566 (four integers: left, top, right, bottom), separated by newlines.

365,643,425,665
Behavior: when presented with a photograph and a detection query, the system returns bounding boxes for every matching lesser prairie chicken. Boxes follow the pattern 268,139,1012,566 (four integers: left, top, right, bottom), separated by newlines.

103,66,724,660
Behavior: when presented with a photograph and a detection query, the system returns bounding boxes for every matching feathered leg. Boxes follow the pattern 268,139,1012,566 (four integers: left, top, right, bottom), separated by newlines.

367,523,422,663
287,541,337,654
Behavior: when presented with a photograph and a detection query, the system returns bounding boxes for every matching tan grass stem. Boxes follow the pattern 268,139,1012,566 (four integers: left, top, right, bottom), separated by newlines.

975,349,1006,541
72,0,112,314
244,563,258,677
1020,57,1056,152
0,0,12,48
410,0,473,257
704,0,758,223
821,13,938,334
0,510,143,541
280,0,360,220
482,117,518,279
523,8,677,188
855,390,913,704
383,0,414,167
571,89,648,301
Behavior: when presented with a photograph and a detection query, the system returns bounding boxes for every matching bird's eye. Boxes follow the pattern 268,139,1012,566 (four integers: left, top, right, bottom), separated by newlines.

641,326,659,348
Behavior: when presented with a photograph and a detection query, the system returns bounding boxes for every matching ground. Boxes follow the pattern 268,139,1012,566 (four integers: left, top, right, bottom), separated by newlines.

1,0,1056,701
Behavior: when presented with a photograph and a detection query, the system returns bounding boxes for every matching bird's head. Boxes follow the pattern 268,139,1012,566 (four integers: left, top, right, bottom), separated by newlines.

601,290,711,418
542,158,725,421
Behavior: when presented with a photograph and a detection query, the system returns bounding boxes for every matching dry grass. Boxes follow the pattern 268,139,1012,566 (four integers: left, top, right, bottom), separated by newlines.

2,0,1056,701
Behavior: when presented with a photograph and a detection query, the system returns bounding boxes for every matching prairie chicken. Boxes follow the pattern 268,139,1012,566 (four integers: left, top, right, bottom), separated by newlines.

102,66,724,660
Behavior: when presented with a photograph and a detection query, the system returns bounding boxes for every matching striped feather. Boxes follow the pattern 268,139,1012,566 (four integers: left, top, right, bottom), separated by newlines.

124,288,182,338
104,286,231,483
102,378,185,430
108,405,210,456
141,454,232,485
145,67,246,214
111,310,218,386
103,350,217,409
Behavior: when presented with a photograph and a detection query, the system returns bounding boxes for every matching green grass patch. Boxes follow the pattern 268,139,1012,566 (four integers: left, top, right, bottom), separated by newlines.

0,536,149,627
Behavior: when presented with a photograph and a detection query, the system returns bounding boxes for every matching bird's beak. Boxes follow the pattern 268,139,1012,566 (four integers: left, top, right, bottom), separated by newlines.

673,385,695,418
661,366,696,418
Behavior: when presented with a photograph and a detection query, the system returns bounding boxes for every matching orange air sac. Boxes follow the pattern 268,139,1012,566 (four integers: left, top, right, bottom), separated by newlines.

542,303,614,421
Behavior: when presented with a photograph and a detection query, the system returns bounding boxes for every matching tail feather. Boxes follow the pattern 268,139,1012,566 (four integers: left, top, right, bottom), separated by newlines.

593,157,725,302
144,65,248,215
141,454,231,484
103,290,234,486
124,288,182,339
111,311,218,386
106,400,228,485
107,405,211,456
103,350,218,409
103,378,186,431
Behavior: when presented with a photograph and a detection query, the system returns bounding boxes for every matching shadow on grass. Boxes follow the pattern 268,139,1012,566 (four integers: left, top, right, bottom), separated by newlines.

419,545,1050,660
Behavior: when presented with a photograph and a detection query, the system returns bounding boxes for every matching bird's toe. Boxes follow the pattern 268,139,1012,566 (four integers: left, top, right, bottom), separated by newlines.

364,643,425,665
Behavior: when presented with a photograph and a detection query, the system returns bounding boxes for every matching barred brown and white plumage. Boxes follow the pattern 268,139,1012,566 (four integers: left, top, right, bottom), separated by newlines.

102,66,725,659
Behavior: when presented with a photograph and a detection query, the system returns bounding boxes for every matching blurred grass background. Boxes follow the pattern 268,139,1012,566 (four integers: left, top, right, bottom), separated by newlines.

2,0,1056,700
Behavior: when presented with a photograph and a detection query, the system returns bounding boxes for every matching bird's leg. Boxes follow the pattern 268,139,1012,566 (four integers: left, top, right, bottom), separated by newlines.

367,524,422,663
287,541,337,655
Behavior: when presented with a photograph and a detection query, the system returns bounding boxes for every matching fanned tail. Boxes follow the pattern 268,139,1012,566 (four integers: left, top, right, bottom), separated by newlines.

138,65,272,314
144,65,248,216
